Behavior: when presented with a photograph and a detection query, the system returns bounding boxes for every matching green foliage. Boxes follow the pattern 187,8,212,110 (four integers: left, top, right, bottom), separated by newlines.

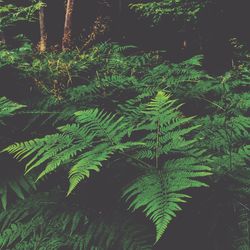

123,92,211,241
234,205,250,250
129,0,209,24
0,97,25,123
0,0,249,247
0,189,153,250
0,38,33,69
0,175,36,210
4,108,139,195
194,64,250,195
0,35,249,248
0,97,34,210
179,55,250,249
0,42,156,98
0,0,44,31
4,91,211,242
24,48,205,128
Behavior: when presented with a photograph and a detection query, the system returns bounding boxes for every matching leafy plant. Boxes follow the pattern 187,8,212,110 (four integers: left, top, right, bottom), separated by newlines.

0,188,154,250
129,0,209,24
123,91,211,241
4,91,211,242
0,0,44,31
0,175,36,210
0,97,25,123
0,0,249,248
0,97,34,210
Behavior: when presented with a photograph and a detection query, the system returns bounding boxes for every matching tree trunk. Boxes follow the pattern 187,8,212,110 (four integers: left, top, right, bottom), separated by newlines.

62,0,75,51
38,7,47,52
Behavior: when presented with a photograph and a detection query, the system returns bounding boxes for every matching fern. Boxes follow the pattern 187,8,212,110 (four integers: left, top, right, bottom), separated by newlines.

123,91,211,242
4,91,211,242
129,0,209,24
19,46,205,131
234,205,250,250
4,109,139,195
0,175,36,210
0,1,44,31
0,97,25,123
0,190,153,250
185,55,250,247
194,64,250,187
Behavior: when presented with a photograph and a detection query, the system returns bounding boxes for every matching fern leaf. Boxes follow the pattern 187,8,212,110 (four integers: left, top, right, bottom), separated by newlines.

0,97,25,123
124,92,211,242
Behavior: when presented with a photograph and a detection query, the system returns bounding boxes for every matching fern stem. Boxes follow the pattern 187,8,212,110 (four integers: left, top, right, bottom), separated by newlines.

196,96,225,111
236,200,250,211
155,119,160,169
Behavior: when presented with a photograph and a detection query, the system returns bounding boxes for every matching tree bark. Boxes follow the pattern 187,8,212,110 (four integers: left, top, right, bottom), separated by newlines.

38,7,47,52
62,0,75,51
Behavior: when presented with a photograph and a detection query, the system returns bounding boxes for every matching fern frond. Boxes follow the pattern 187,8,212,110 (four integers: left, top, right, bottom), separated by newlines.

123,92,211,242
0,190,154,250
4,108,139,194
234,204,250,250
129,0,208,24
0,176,36,210
124,169,189,242
0,97,25,123
74,109,131,144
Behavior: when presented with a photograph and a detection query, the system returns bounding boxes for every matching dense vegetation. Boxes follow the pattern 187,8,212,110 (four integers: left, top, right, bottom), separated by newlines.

0,0,249,249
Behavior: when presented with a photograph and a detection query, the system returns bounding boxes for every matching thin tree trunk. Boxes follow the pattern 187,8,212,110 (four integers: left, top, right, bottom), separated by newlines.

62,0,75,51
38,7,47,52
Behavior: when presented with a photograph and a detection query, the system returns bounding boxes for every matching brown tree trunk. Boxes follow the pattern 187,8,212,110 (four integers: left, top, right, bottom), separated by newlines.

38,7,47,52
62,0,75,51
